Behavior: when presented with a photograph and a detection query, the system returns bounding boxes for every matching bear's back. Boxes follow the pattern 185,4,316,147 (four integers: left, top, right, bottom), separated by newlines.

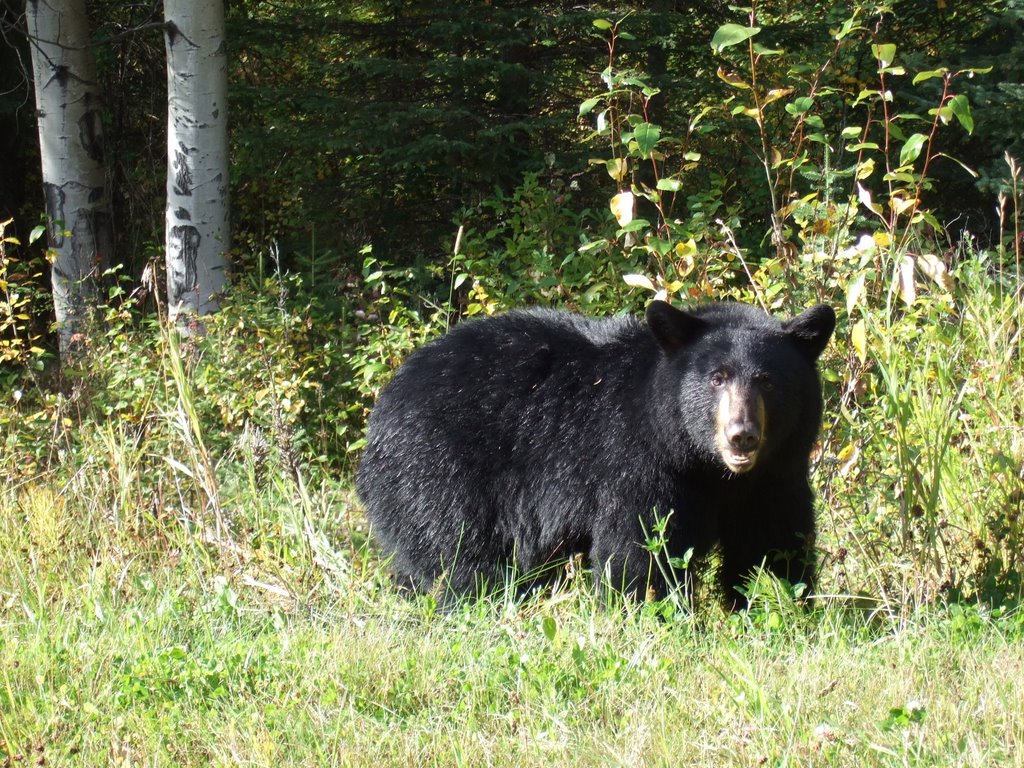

380,309,649,405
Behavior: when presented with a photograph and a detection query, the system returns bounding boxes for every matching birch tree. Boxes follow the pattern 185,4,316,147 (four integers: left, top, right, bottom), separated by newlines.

25,0,113,360
164,0,229,329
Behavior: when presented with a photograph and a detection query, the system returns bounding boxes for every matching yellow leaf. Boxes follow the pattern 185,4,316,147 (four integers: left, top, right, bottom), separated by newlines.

610,191,634,226
837,441,860,477
917,253,955,293
606,158,628,182
897,254,916,306
674,238,698,258
716,67,751,89
623,273,656,291
764,87,794,105
857,183,883,216
846,273,865,315
889,194,918,216
851,319,867,363
855,157,875,180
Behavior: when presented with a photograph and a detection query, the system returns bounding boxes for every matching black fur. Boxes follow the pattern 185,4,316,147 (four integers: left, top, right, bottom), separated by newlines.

356,300,836,607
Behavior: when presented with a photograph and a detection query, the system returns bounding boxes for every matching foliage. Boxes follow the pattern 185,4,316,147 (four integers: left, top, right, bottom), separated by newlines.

0,3,1014,375
449,169,646,315
576,6,992,306
0,218,48,367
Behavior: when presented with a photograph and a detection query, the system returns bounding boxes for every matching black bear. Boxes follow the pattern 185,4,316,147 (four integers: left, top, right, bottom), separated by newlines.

356,300,835,607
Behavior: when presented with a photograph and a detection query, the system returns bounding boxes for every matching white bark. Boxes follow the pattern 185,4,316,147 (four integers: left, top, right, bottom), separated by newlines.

25,0,113,360
164,0,230,328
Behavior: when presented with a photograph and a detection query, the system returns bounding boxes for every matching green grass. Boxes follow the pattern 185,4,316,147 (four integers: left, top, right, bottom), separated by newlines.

2,464,1023,768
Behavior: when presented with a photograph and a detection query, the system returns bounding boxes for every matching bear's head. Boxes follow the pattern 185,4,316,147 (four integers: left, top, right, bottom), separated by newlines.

646,300,836,475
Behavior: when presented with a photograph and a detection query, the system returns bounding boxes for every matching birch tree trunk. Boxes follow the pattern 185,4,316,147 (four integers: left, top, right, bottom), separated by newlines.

25,0,113,361
164,0,230,329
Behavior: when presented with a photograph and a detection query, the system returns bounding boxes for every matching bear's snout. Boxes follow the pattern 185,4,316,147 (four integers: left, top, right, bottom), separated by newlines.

726,420,760,453
715,382,766,474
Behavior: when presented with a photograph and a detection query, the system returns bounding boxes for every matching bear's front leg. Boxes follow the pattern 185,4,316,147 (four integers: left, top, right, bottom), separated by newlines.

589,534,664,603
717,497,816,610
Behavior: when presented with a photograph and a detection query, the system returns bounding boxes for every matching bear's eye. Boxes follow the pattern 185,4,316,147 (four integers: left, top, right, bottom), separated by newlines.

710,372,727,388
756,374,775,391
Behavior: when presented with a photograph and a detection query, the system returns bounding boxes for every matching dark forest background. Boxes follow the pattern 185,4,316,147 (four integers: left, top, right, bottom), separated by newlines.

3,0,1022,301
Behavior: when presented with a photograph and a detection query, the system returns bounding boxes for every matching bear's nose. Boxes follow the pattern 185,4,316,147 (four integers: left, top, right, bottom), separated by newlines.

726,422,760,453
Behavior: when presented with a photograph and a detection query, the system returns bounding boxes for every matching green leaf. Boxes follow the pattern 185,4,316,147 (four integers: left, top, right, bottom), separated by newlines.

931,105,953,124
583,282,609,302
921,210,943,231
632,122,661,158
949,94,974,134
578,239,609,255
592,18,613,30
841,126,862,139
622,75,653,90
542,615,557,644
656,178,683,192
935,151,979,178
835,16,861,40
785,96,814,115
853,89,879,107
912,69,946,85
872,43,897,68
711,23,761,53
29,225,46,245
617,218,651,234
647,237,674,257
752,42,784,56
579,96,601,116
899,133,928,166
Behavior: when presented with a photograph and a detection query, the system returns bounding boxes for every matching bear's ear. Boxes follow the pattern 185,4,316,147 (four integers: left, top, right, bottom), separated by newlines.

782,304,836,361
646,300,706,355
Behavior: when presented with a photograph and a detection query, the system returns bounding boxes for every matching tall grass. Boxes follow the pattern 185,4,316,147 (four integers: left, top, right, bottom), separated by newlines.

815,250,1024,611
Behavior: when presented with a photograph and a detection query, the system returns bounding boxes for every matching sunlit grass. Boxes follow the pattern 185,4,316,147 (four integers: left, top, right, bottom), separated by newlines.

2,451,1024,767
